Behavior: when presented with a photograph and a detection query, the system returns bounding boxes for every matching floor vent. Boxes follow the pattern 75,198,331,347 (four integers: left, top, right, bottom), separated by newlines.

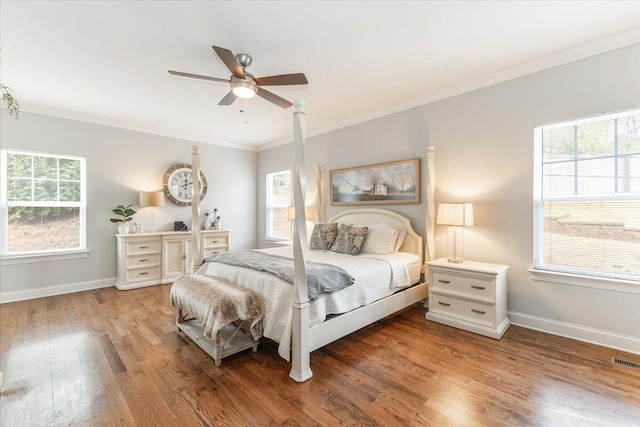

612,357,640,370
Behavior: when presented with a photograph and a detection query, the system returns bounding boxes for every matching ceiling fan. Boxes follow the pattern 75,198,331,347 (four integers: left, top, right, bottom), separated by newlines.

168,45,308,109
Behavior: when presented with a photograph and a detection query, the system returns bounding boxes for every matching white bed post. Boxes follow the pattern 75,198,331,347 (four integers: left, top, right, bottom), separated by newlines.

425,146,436,264
290,99,313,382
316,165,325,223
190,145,203,272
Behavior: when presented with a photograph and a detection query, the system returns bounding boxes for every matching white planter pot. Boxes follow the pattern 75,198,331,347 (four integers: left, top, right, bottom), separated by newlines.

118,223,130,234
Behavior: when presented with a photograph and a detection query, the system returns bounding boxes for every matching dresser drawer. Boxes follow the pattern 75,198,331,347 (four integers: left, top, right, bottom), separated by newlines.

430,293,496,327
204,247,228,258
203,235,228,248
125,239,161,255
125,266,161,283
125,253,161,268
431,271,495,301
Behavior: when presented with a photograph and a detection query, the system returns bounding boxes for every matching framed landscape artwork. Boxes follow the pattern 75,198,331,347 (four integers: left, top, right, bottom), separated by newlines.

331,158,421,206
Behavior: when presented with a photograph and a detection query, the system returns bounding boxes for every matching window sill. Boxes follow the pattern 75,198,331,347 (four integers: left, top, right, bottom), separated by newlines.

1,250,90,266
264,238,292,245
528,268,640,295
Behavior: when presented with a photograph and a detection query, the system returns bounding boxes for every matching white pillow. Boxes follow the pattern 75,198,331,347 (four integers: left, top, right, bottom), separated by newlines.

393,229,408,252
360,223,400,254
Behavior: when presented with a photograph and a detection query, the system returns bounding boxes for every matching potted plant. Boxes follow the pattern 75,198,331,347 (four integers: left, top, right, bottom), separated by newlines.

111,204,136,234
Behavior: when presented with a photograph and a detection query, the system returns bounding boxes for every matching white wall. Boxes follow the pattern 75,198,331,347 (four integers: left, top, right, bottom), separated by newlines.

257,44,640,353
0,111,257,300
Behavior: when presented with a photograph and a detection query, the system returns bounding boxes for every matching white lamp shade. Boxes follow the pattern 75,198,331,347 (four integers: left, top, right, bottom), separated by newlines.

436,203,474,226
139,191,165,208
287,206,296,221
287,206,317,221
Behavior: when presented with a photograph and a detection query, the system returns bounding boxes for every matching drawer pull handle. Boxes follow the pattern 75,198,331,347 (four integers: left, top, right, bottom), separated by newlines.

438,301,451,306
139,259,149,262
139,246,149,249
471,285,486,290
471,309,486,314
139,272,149,275
438,279,451,284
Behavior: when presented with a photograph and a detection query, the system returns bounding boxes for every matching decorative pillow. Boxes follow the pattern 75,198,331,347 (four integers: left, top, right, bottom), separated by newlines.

360,223,400,254
393,229,408,252
330,224,369,255
309,223,338,250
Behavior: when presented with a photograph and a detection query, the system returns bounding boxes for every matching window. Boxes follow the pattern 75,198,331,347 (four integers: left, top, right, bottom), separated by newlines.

266,170,291,240
1,149,86,257
533,109,640,282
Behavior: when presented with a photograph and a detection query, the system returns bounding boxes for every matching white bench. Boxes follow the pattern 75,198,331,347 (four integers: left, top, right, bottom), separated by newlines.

170,275,265,366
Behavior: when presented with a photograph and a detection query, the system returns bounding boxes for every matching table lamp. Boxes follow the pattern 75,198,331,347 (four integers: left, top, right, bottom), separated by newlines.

436,203,474,263
139,191,165,232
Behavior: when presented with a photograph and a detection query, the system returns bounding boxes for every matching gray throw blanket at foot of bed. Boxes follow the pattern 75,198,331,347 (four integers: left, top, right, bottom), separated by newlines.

170,275,264,341
204,249,355,300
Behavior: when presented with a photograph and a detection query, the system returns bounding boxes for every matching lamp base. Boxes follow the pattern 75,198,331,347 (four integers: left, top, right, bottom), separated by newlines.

447,257,464,263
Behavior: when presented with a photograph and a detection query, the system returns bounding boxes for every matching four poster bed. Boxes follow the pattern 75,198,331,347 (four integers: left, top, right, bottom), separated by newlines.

185,100,436,382
196,208,428,361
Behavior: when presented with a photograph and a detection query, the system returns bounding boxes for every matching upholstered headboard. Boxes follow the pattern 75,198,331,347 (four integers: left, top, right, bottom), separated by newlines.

328,208,423,262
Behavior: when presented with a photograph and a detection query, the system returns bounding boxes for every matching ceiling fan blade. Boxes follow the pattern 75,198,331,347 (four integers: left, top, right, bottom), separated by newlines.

255,73,308,86
218,91,237,106
212,45,244,78
256,87,293,109
168,70,229,83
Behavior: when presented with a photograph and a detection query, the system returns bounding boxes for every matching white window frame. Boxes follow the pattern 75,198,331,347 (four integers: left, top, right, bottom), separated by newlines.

1,149,88,263
265,170,291,241
532,109,640,289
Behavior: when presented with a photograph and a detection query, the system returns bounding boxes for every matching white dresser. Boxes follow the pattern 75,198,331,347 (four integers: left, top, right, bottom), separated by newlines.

426,258,509,339
115,230,230,290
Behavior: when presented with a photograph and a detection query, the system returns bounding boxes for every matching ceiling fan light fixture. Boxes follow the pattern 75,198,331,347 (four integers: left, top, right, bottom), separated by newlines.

231,80,257,99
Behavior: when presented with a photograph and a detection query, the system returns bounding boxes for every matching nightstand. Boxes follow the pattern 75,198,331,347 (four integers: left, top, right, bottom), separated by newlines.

426,258,509,339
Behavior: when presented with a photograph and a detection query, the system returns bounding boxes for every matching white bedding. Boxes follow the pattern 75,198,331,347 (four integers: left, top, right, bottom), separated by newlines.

196,246,420,360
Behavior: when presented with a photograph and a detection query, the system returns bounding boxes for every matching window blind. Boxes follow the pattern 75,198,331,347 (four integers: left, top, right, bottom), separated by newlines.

534,109,640,281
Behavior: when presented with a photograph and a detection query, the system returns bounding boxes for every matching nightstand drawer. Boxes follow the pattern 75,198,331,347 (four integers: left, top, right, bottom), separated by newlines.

431,271,495,301
125,240,161,255
125,253,161,268
125,266,161,283
430,294,496,327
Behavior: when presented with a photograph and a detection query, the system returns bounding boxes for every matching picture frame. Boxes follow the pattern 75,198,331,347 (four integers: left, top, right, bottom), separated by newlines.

331,158,421,206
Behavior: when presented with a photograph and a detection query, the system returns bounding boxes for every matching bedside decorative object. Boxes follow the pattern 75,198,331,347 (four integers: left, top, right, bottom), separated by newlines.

174,221,187,232
436,203,473,263
426,258,509,339
207,208,220,230
162,164,208,206
111,204,136,234
139,191,165,232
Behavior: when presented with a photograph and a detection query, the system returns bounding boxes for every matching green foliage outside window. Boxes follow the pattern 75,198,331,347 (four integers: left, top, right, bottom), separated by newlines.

6,153,81,221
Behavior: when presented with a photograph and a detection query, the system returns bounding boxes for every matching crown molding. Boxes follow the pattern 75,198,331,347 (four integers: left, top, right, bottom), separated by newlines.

15,104,258,152
6,28,639,154
258,27,640,152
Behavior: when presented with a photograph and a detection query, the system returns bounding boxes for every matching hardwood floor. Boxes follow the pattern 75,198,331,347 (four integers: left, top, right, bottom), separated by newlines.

1,284,639,426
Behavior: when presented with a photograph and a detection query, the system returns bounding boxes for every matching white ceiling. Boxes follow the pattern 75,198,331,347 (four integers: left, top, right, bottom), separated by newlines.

1,1,639,151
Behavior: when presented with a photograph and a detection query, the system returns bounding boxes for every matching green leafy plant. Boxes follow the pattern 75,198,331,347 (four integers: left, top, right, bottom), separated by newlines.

1,50,20,118
1,83,20,118
110,204,136,223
